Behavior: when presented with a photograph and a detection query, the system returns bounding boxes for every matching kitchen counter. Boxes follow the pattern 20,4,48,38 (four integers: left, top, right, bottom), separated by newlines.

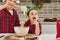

38,34,56,40
40,22,56,25
0,33,56,40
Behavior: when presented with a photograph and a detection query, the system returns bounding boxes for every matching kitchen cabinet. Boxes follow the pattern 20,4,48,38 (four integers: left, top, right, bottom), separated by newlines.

41,23,56,34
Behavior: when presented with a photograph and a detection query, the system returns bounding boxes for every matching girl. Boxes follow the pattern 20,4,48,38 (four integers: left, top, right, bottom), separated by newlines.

24,9,42,36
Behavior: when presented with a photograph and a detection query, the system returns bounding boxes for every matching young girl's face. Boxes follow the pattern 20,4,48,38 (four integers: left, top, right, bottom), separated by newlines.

28,10,38,22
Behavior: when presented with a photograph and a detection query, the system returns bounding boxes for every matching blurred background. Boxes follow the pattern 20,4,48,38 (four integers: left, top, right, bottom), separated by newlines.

1,0,60,40
0,0,60,22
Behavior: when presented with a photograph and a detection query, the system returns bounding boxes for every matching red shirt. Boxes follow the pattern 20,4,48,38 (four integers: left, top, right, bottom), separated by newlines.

0,8,20,33
24,20,41,35
56,19,60,38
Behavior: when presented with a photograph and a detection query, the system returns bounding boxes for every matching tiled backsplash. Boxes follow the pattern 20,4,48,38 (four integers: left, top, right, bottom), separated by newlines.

0,1,60,21
15,2,60,21
39,3,60,18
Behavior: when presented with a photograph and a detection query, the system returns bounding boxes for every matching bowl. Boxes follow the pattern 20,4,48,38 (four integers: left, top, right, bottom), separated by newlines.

14,27,29,36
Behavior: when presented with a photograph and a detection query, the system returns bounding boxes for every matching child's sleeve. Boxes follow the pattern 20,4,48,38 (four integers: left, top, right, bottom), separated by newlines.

39,23,42,35
14,10,20,26
15,15,20,26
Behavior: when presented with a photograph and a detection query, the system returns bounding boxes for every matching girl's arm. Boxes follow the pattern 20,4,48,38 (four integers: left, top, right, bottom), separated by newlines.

35,22,41,36
33,20,41,36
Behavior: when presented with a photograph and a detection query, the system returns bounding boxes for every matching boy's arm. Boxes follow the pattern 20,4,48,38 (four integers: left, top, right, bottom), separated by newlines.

14,10,20,26
0,5,6,10
15,16,20,26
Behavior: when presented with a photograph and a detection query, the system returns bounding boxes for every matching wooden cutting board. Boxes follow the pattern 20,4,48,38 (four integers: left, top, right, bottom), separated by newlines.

4,34,38,40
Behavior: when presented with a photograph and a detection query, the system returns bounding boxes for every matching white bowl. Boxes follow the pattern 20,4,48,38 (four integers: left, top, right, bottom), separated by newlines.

14,27,29,36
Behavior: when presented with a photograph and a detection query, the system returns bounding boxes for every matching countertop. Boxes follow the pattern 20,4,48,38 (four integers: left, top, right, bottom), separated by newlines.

40,22,56,25
0,33,56,40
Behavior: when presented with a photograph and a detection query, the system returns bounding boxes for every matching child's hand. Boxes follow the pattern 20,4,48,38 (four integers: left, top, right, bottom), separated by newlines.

5,1,15,7
32,18,39,26
32,17,39,25
20,21,25,27
33,21,39,26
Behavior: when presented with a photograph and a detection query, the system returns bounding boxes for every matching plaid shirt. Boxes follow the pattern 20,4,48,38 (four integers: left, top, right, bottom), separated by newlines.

56,19,60,38
24,20,41,35
0,8,20,33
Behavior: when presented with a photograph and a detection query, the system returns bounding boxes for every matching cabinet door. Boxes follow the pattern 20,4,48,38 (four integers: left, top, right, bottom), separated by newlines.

41,24,56,34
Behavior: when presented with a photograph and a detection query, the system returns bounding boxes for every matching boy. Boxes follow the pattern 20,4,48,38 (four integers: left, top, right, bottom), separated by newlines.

0,0,20,33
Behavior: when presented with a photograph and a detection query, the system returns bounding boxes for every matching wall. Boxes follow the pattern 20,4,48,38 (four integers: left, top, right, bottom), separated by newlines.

0,1,60,21
15,2,60,21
